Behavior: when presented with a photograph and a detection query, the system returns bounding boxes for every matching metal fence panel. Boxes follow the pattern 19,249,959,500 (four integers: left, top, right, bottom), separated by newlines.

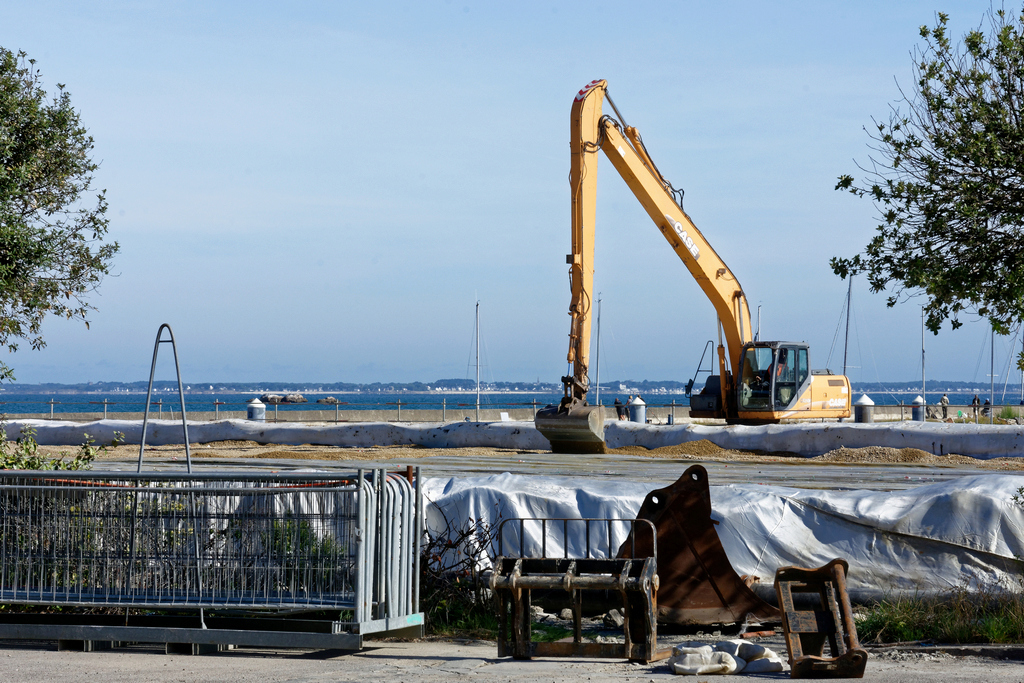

0,469,421,638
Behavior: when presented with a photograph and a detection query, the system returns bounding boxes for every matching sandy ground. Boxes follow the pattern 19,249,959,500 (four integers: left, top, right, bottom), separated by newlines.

35,438,1024,471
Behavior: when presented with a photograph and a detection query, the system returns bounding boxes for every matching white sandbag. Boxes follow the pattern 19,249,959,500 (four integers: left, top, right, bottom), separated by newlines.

743,657,785,673
715,638,767,661
670,643,714,658
669,651,745,675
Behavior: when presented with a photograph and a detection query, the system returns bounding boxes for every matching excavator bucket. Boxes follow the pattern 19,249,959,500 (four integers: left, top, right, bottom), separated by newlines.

535,404,607,454
619,464,780,625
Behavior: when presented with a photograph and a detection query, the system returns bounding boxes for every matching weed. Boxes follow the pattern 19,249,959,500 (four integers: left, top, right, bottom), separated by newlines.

858,586,1024,644
531,623,574,642
420,505,500,638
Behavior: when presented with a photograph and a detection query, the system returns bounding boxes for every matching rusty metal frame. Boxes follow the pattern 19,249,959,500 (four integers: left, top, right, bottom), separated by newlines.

490,517,669,663
775,559,868,678
623,464,780,625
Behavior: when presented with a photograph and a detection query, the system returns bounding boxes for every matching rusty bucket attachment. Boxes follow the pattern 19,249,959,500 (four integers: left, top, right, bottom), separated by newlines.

490,517,670,663
618,464,780,625
535,404,606,454
775,559,867,678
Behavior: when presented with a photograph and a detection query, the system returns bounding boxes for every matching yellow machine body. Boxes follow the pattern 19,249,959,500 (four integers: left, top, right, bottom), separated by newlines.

536,80,851,452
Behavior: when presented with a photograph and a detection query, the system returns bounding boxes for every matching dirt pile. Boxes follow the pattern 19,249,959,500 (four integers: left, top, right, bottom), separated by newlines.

813,446,1024,469
610,439,724,458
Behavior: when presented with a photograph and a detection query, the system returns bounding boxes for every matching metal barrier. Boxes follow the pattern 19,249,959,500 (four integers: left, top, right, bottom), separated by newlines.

0,468,422,651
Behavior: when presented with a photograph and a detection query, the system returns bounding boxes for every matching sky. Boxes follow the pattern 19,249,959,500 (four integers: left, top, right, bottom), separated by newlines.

2,1,1020,387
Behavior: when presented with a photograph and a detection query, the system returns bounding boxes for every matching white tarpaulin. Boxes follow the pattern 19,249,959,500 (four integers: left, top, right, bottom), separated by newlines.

605,421,1024,459
6,418,1024,459
0,418,550,449
422,473,1024,599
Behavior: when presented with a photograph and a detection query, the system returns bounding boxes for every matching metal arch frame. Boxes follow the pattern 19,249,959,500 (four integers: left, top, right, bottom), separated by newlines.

137,323,192,473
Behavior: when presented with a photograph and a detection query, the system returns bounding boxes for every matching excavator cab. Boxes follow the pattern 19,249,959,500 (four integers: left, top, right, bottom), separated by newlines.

738,342,810,412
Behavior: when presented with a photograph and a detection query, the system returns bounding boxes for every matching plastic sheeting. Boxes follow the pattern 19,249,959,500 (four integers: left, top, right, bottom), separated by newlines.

606,421,1024,459
0,418,550,449
421,473,1024,599
6,417,1024,459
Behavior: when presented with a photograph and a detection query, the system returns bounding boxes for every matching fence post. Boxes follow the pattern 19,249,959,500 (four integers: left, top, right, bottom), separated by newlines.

533,399,537,418
671,399,675,422
103,399,109,419
397,399,402,422
49,398,56,419
442,398,446,422
336,403,340,423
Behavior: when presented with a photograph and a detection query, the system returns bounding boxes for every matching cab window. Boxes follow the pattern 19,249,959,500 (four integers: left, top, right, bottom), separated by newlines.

739,347,773,410
774,346,798,408
797,348,808,385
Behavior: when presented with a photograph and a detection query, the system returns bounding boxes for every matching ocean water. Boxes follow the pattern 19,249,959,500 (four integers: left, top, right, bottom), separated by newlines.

0,389,1019,417
0,391,566,416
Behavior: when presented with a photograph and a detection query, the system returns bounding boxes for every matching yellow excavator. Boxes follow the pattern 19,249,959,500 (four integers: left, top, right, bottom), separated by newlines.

535,79,851,453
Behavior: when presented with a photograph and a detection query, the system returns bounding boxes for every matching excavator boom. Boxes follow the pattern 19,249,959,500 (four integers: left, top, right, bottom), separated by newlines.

536,80,849,453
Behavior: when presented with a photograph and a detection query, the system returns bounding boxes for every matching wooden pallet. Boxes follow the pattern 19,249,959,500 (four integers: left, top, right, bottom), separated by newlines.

774,559,868,678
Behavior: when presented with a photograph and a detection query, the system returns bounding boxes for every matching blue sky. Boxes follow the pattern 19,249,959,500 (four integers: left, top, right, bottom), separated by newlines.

3,1,1019,386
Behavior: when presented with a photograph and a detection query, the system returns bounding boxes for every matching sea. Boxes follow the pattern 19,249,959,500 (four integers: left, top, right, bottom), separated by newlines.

0,388,1021,417
0,391,570,416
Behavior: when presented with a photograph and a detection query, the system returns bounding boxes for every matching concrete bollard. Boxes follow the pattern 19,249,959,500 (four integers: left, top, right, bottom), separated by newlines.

246,398,266,422
854,394,874,423
628,396,647,423
911,395,925,422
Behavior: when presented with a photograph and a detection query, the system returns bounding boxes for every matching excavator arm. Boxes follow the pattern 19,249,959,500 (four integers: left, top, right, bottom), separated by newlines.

590,89,753,381
537,79,752,452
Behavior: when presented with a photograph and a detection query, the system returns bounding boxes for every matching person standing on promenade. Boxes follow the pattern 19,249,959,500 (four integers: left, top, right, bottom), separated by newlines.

941,394,949,419
972,394,981,421
614,398,626,420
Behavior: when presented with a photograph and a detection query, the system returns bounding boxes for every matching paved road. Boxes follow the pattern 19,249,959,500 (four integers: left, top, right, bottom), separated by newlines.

2,639,1022,682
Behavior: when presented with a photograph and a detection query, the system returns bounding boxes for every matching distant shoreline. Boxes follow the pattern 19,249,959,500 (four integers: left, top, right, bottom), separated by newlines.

0,389,579,396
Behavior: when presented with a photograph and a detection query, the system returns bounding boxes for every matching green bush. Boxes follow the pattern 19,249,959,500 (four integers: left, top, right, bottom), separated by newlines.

0,423,123,470
999,405,1019,420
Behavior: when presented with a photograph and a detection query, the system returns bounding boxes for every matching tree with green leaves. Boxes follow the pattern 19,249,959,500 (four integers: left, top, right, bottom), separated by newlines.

0,48,117,382
834,7,1024,361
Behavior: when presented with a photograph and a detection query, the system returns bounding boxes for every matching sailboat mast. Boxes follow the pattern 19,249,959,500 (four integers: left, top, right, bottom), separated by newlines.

595,294,602,406
842,276,852,376
476,300,480,422
921,308,926,404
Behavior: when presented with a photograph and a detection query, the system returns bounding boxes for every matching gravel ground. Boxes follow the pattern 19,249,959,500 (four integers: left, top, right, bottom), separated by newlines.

1,637,1022,682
